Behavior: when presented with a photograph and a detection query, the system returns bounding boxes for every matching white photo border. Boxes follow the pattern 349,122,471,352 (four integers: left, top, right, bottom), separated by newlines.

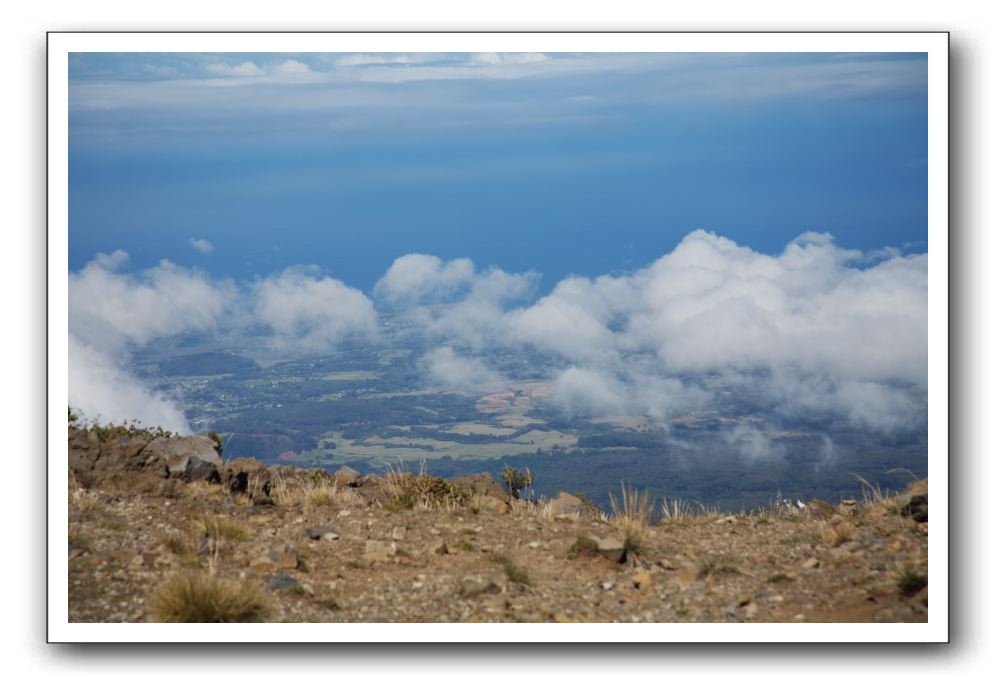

48,31,949,643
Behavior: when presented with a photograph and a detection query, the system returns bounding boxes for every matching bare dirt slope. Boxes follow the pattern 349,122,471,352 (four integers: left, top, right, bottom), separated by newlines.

67,426,928,623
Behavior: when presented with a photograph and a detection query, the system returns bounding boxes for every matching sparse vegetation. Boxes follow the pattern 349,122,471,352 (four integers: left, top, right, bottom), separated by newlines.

196,515,250,542
566,536,599,560
896,566,927,596
821,521,857,547
609,482,654,556
767,573,794,584
69,487,104,514
384,493,416,512
699,556,740,579
151,571,270,622
384,471,468,510
84,419,174,443
491,554,530,585
501,466,534,500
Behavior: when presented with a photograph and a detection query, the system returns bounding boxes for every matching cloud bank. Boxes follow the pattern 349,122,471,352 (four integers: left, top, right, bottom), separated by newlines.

68,230,927,437
375,230,927,431
69,255,374,431
69,252,234,432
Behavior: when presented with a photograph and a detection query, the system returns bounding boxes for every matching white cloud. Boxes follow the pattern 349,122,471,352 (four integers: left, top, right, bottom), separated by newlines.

189,237,214,254
206,61,262,78
252,268,378,352
334,54,419,67
69,254,235,431
388,230,927,430
374,253,476,304
420,346,507,393
203,59,312,81
69,335,192,433
722,424,780,461
471,53,549,66
271,59,311,75
552,367,628,417
67,230,927,437
70,255,233,350
68,254,380,430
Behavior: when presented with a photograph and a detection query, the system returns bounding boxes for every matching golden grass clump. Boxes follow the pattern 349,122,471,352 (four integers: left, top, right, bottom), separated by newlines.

609,482,654,556
195,515,251,542
270,473,365,511
384,468,468,511
151,571,270,622
183,482,227,501
69,487,104,514
821,521,858,548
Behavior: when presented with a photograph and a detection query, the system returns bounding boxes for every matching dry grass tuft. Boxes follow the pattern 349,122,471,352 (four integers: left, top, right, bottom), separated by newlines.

896,565,928,597
270,473,365,512
821,521,858,548
660,497,720,525
69,487,104,514
151,570,270,622
196,515,251,542
183,482,227,501
609,482,654,556
490,554,531,585
383,469,468,511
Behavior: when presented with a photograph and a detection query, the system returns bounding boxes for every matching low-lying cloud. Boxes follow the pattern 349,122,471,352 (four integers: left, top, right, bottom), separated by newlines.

252,268,378,352
376,230,928,432
420,346,507,393
68,230,928,438
69,255,374,431
69,251,234,432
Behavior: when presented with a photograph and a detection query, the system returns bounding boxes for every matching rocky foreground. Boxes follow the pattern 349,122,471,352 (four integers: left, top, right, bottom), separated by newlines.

68,425,928,623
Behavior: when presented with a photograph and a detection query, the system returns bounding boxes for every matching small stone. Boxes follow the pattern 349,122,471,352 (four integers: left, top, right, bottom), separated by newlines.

305,526,340,541
587,534,626,563
678,561,701,584
250,556,277,573
723,603,738,617
807,499,837,520
392,526,407,541
364,540,397,562
527,541,540,549
333,466,361,487
601,581,614,591
744,603,759,619
460,575,500,596
901,494,928,523
632,570,652,590
267,572,299,592
802,557,820,569
794,613,806,621
274,545,299,570
548,492,583,521
427,539,448,555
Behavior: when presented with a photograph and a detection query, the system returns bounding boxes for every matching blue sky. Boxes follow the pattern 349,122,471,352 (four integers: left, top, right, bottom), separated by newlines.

69,52,928,292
